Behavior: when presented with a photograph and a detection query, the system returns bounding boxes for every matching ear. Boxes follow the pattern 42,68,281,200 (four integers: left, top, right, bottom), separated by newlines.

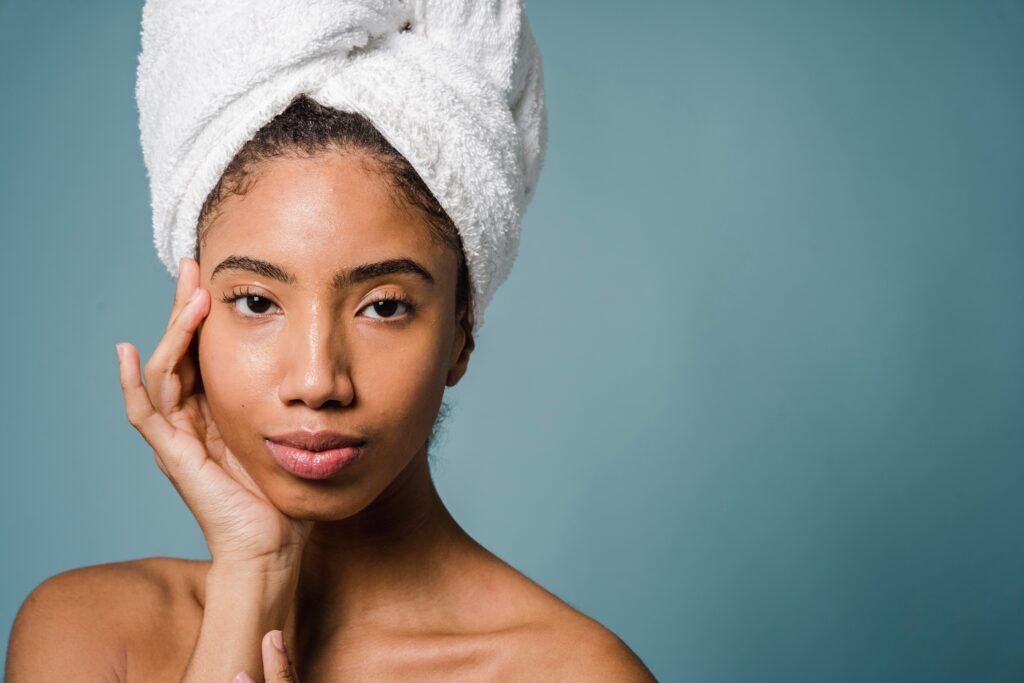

445,314,475,387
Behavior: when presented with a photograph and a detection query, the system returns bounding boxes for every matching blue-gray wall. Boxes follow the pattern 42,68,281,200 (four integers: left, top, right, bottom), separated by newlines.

2,2,1022,680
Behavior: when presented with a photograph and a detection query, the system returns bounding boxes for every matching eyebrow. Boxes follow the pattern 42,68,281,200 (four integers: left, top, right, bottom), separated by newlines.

210,255,436,289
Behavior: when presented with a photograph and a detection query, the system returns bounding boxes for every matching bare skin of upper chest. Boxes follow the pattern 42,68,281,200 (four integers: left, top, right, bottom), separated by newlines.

119,559,601,682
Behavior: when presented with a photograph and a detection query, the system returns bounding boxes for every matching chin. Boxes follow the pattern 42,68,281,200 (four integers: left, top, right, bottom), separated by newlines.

260,476,373,522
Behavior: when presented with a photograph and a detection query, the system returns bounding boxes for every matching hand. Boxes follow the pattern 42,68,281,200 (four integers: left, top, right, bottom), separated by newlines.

233,630,300,683
116,256,312,568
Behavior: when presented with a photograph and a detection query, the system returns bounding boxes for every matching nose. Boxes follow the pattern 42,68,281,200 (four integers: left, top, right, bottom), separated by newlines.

276,307,355,409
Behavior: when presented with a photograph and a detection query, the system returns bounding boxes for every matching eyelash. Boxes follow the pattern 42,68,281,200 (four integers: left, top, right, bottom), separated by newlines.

219,287,415,321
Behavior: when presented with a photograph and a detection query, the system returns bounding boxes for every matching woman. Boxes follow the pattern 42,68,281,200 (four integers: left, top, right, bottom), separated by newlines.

6,2,656,682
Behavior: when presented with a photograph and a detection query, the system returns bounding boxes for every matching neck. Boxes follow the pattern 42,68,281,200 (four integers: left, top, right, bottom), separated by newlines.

285,446,477,644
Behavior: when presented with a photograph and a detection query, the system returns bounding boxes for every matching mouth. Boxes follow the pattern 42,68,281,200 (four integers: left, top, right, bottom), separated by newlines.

264,430,367,480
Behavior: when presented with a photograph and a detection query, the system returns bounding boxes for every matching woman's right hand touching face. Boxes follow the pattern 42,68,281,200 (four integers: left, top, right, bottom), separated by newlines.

116,257,312,570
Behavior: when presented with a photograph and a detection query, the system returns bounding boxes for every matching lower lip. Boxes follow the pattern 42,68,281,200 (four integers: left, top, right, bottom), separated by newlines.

265,439,366,480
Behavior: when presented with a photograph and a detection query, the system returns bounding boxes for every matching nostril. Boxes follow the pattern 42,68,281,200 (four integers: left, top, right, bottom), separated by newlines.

399,20,412,33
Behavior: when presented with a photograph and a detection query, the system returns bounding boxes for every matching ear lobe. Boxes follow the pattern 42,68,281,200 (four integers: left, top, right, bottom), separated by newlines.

446,320,475,387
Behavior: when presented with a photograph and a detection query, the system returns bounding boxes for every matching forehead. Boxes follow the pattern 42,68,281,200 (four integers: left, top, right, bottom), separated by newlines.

202,151,452,280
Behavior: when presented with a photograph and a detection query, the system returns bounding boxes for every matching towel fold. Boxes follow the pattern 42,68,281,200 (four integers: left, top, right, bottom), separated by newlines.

136,0,548,334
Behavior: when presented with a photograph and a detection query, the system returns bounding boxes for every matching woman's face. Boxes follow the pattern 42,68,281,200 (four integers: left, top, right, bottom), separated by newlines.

195,149,472,521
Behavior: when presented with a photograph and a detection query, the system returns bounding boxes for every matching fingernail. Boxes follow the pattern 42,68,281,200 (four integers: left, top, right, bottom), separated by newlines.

233,673,254,683
271,629,284,652
187,288,201,304
115,343,124,361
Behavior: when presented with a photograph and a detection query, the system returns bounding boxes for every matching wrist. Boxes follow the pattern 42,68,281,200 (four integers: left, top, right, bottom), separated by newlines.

207,558,299,591
210,546,302,574
204,561,298,632
185,560,299,683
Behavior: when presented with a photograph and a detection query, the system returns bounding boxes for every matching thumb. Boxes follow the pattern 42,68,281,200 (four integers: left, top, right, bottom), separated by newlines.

261,629,300,682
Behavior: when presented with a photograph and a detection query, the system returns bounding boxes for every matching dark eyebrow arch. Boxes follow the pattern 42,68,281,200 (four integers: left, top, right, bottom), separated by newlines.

210,255,435,289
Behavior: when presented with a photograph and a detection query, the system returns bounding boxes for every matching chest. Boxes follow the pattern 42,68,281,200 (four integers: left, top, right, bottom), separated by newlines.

132,623,559,682
296,629,561,682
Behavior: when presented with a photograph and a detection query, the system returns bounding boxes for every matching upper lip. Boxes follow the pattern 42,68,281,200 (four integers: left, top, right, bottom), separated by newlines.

266,430,366,452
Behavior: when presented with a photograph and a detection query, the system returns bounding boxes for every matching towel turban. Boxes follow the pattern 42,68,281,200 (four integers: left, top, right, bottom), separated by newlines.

136,0,548,335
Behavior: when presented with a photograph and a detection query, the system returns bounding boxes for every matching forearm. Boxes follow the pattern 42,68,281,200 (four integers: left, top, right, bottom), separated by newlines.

180,562,298,683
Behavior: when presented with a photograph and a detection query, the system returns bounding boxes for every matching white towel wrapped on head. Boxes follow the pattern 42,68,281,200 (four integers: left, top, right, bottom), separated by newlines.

136,0,548,335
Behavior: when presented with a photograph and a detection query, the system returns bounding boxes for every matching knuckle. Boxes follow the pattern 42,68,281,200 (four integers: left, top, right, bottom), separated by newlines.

124,405,141,427
125,401,153,432
146,357,179,383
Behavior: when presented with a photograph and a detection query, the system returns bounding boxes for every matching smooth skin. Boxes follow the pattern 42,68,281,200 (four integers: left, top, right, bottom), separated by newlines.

5,151,656,682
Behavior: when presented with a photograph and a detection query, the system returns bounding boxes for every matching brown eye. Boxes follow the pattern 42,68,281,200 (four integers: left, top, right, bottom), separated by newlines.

238,294,275,315
361,294,413,321
220,290,280,318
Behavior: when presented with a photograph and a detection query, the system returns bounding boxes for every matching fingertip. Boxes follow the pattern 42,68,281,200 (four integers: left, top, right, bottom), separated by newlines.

189,289,211,321
116,346,132,386
195,287,212,315
262,628,285,652
116,343,136,369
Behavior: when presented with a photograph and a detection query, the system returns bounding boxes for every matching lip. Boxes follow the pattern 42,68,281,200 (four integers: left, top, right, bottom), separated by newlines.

265,430,367,480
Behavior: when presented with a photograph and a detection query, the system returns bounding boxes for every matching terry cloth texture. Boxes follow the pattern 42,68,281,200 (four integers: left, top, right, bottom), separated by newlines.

136,0,548,335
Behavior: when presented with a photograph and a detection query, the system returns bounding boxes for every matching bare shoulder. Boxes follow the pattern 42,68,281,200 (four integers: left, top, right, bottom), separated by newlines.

488,564,657,681
523,601,658,681
5,557,205,683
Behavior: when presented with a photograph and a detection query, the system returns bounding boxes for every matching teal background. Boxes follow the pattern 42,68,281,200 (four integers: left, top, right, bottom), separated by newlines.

2,1,1023,680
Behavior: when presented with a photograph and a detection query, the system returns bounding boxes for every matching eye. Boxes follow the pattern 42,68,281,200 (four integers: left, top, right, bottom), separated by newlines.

361,292,414,321
219,288,281,318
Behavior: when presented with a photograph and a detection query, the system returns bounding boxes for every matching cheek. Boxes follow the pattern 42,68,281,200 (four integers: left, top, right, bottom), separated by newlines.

360,333,444,403
197,319,278,431
355,332,449,434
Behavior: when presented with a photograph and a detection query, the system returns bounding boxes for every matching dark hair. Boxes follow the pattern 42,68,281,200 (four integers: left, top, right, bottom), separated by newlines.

197,94,471,463
195,93,474,332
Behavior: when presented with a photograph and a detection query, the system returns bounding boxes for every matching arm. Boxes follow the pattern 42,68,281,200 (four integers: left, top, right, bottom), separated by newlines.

180,560,299,682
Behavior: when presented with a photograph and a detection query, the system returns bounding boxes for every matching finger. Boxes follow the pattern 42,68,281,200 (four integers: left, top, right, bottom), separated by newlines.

117,342,177,450
262,629,300,682
143,284,210,414
166,256,200,332
116,341,203,476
